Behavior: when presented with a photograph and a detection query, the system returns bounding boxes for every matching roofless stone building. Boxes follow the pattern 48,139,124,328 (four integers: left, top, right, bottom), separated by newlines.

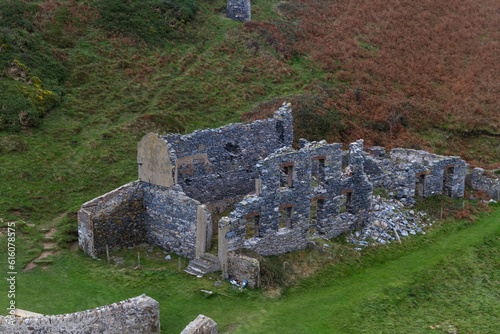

78,102,468,285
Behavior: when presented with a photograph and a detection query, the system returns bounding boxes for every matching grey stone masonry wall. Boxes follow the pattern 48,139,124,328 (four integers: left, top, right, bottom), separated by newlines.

143,183,211,260
0,295,160,334
227,0,251,22
364,148,468,205
78,181,211,260
469,168,500,200
219,139,373,255
180,314,218,334
78,181,145,258
227,252,260,289
162,103,293,213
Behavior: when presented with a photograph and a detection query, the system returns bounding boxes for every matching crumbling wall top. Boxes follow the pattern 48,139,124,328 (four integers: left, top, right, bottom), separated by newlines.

390,148,460,166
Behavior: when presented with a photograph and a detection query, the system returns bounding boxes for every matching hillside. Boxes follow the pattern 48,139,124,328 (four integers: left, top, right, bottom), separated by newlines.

0,1,499,333
1,0,499,224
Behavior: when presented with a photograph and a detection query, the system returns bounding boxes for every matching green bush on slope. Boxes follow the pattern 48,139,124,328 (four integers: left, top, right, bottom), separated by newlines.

92,0,199,44
0,1,66,131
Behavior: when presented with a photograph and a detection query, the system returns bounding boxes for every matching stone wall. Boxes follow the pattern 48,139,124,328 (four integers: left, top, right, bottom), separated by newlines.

469,168,500,200
138,132,173,188
0,295,160,334
180,314,218,334
227,0,251,22
162,103,293,212
219,139,373,256
143,183,211,259
78,181,211,260
364,148,468,205
227,252,260,289
79,101,469,273
78,181,144,258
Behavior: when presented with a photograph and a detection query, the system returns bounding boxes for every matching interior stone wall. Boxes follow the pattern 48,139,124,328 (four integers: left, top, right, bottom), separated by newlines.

143,183,211,260
162,103,293,212
78,181,211,260
469,168,500,200
78,181,145,258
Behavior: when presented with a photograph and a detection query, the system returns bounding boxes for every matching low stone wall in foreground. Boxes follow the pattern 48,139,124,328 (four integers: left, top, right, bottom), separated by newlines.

0,295,160,334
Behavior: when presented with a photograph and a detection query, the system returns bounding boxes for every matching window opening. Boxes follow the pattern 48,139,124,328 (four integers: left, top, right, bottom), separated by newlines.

278,205,293,229
311,157,326,188
309,197,325,235
415,174,426,197
245,214,260,239
339,190,353,213
280,164,294,188
443,166,454,197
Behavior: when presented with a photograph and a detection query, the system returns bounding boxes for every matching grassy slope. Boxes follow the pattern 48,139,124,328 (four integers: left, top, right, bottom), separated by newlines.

1,0,498,225
0,0,330,224
1,206,498,333
0,1,498,333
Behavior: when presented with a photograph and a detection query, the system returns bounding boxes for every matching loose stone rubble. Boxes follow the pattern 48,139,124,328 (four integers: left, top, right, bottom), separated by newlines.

346,196,434,248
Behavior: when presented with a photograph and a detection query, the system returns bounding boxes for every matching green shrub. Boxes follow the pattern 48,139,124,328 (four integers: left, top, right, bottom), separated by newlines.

0,80,36,131
0,2,67,83
0,2,66,132
92,0,199,44
0,75,60,132
292,94,346,141
0,1,38,32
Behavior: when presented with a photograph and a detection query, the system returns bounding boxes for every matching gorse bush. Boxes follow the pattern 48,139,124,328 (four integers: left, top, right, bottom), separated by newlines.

0,74,59,132
0,1,38,32
0,1,66,132
92,0,199,44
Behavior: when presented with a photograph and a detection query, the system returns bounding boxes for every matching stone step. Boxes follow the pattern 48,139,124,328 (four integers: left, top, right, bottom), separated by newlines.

199,253,218,263
190,258,215,270
184,266,204,276
184,253,221,277
185,263,208,275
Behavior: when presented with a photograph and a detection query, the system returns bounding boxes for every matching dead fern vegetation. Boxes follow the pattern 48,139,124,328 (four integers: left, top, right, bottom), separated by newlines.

244,0,500,161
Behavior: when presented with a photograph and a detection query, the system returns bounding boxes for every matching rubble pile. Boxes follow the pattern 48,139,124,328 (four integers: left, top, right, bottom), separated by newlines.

347,196,435,248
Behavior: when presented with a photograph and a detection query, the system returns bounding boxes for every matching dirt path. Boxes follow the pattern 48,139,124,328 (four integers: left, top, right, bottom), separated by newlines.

23,213,66,272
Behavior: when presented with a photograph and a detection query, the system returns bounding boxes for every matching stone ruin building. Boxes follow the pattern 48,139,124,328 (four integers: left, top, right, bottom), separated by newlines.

227,0,251,22
78,102,469,288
